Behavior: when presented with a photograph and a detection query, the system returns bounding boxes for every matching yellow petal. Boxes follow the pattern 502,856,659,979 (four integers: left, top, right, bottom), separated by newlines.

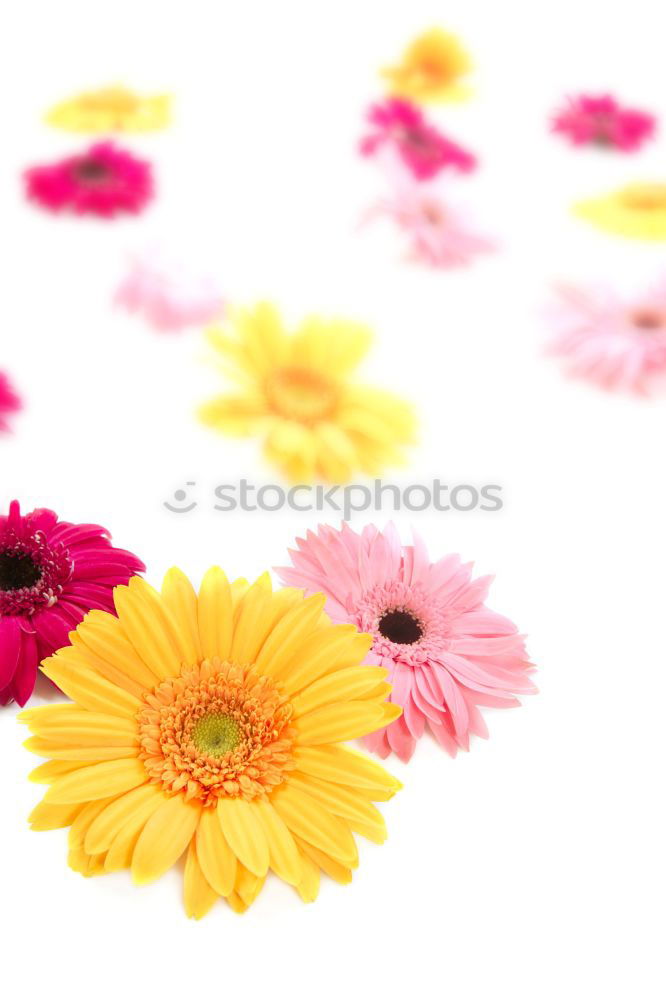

234,864,266,907
69,797,118,849
114,578,183,681
295,849,320,902
253,593,327,679
229,573,274,663
289,773,387,843
254,797,303,886
293,835,353,885
295,700,388,745
132,795,201,885
291,666,388,717
44,758,147,804
68,847,108,876
161,567,202,666
25,709,138,747
198,567,233,661
103,786,165,872
84,783,163,854
184,839,219,919
276,626,372,695
292,745,401,799
24,737,137,762
28,799,83,831
29,759,89,783
216,797,269,877
70,613,158,693
39,657,142,718
271,782,358,867
195,807,237,897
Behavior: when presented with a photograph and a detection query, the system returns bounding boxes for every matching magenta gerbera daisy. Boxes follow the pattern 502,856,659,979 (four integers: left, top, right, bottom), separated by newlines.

24,141,153,218
360,97,476,180
278,523,535,762
0,372,21,433
0,501,145,706
551,94,656,152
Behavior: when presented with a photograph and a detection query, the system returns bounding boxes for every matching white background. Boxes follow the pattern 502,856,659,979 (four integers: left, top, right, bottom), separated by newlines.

1,1,664,997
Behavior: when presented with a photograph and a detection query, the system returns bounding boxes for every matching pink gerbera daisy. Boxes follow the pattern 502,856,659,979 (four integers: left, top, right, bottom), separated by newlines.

278,523,535,762
551,94,656,152
368,173,494,268
115,248,225,333
360,97,476,180
0,372,21,433
0,500,145,706
24,141,153,218
547,281,666,395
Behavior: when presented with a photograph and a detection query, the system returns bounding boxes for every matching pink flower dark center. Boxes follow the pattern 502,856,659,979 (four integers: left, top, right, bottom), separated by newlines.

378,608,423,645
631,308,664,330
0,534,72,617
73,158,112,184
0,552,42,591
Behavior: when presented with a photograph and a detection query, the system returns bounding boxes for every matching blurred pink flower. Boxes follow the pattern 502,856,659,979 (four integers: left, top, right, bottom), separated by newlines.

360,97,476,179
0,372,21,433
547,282,666,395
369,174,494,268
278,523,535,762
24,141,153,218
116,250,225,332
551,94,656,152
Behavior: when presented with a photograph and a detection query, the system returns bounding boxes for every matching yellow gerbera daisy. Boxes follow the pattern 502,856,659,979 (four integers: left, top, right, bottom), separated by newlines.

45,85,171,133
199,302,417,483
382,28,473,103
574,183,666,241
21,571,401,917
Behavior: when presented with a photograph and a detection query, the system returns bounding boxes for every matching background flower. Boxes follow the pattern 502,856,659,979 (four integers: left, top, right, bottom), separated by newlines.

278,523,535,762
360,97,476,179
547,281,666,395
381,27,473,103
45,84,171,132
0,372,21,433
115,249,225,333
368,173,494,267
199,302,416,482
551,94,655,151
22,570,401,916
574,183,666,240
0,500,144,706
24,142,153,218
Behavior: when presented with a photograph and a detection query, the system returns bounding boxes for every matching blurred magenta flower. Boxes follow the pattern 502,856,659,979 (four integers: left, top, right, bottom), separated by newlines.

0,372,21,433
24,141,153,217
360,97,476,179
551,94,656,152
116,249,225,333
547,281,666,395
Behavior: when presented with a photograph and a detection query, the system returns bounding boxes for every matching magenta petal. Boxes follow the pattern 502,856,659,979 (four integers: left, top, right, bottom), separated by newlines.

0,616,22,690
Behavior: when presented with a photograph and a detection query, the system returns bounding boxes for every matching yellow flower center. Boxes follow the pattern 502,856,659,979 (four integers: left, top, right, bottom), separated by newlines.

620,184,666,212
137,659,294,805
265,366,338,423
192,713,242,757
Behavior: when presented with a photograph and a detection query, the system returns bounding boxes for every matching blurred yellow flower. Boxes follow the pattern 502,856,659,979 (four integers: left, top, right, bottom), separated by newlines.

46,85,171,133
574,183,666,241
199,303,417,483
382,28,472,103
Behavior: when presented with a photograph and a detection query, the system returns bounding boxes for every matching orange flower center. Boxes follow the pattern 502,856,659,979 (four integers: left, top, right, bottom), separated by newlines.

265,366,339,423
621,184,666,212
80,87,140,115
137,659,294,805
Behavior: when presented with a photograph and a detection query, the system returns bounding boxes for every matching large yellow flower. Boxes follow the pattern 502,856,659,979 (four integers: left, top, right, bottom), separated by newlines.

574,183,666,241
21,571,401,917
382,28,472,103
45,85,171,133
199,303,417,482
